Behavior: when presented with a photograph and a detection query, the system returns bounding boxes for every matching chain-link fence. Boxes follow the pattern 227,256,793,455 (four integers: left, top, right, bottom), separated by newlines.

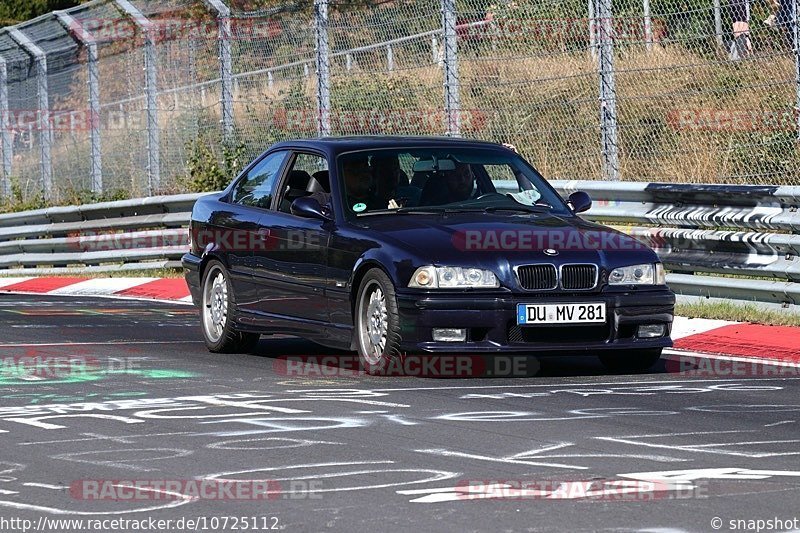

0,0,799,203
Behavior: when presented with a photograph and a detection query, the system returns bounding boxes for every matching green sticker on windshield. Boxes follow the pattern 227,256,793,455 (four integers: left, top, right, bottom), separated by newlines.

353,203,367,212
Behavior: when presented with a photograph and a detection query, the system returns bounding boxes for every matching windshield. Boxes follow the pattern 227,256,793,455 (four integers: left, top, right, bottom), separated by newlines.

337,147,570,218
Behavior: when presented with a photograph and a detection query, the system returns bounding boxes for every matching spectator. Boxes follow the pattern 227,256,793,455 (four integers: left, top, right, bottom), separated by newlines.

763,0,781,27
773,0,795,47
729,0,753,60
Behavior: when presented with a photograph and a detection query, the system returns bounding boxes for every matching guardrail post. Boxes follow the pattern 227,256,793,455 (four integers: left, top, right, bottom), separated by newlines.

8,27,53,201
115,0,160,194
441,0,461,136
55,11,103,194
314,0,331,137
201,0,234,142
596,0,620,181
0,56,11,199
793,0,800,141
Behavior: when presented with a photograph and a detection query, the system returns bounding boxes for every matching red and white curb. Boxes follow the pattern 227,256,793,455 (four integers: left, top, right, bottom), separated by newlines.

0,276,192,304
1,276,799,364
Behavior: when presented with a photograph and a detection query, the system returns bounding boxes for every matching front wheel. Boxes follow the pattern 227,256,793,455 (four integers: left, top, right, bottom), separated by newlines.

355,269,403,375
599,348,662,373
201,260,260,353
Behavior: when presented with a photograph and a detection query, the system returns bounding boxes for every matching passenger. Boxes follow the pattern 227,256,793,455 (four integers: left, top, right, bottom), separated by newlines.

419,162,475,206
371,154,410,209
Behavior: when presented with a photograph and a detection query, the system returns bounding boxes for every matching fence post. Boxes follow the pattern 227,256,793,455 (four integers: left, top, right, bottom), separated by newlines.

794,0,800,141
714,0,724,49
115,0,160,194
589,0,596,60
387,44,394,72
643,0,653,51
596,0,620,181
8,27,53,201
201,0,234,142
314,0,331,137
55,11,103,194
441,0,461,136
0,56,11,199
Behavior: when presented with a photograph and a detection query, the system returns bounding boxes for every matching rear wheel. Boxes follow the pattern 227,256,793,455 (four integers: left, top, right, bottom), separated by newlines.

599,348,662,373
355,269,403,375
201,260,260,353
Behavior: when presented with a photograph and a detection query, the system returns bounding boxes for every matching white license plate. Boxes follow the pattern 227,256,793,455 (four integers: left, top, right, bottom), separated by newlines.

517,303,606,325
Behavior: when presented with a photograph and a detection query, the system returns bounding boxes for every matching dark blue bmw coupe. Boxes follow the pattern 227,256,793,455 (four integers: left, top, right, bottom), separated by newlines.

183,136,674,373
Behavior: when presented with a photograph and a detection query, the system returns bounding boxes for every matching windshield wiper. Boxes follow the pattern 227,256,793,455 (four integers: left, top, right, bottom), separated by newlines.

358,207,447,216
482,204,550,214
394,207,448,214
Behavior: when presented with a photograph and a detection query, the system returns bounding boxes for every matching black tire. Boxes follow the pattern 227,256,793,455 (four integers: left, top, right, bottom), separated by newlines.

599,348,662,373
200,260,260,353
354,268,403,375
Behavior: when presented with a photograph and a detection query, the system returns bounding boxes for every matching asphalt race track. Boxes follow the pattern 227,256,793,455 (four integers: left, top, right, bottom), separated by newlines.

1,294,799,533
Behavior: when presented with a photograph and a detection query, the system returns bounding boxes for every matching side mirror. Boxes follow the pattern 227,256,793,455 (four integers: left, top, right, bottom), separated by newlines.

567,191,592,214
291,196,331,221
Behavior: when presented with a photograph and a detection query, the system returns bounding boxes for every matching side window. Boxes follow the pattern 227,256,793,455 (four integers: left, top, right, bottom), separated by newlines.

277,153,329,214
231,150,288,209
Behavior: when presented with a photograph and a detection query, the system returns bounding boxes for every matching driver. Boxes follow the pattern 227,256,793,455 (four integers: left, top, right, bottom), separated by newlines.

419,162,475,206
343,156,382,211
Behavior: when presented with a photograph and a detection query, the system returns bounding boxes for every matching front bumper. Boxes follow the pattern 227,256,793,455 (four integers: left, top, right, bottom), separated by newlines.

395,288,675,353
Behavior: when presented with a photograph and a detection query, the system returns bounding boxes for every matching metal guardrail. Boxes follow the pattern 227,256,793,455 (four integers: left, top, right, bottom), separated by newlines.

549,180,800,312
1,182,799,312
0,193,201,274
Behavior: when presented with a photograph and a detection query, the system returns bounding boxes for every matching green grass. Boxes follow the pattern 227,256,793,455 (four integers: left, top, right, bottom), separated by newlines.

676,300,800,327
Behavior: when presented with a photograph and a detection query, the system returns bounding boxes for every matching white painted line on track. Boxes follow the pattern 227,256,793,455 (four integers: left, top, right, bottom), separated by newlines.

0,341,204,347
288,375,800,394
764,420,795,427
23,483,65,490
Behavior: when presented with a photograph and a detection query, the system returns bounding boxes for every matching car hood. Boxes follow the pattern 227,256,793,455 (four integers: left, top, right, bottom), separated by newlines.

355,211,655,271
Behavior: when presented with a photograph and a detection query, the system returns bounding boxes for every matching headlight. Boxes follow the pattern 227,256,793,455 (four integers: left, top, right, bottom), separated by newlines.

608,263,665,286
409,266,499,288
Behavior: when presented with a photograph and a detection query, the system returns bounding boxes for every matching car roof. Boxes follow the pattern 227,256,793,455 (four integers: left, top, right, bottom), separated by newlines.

268,135,510,156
